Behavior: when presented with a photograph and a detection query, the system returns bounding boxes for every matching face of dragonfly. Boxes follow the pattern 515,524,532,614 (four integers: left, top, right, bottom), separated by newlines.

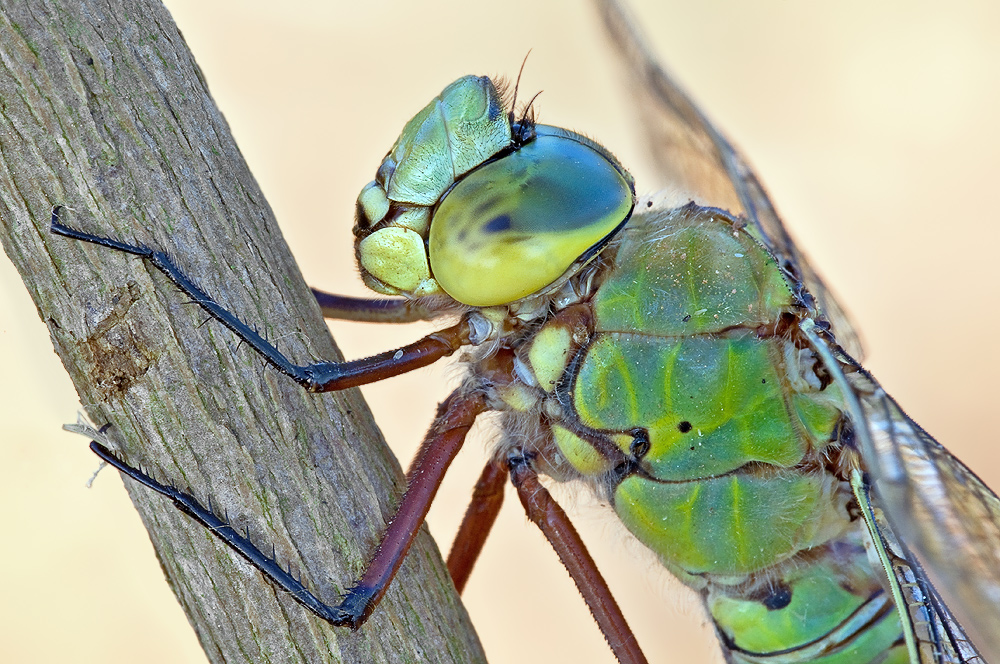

5,2,1000,664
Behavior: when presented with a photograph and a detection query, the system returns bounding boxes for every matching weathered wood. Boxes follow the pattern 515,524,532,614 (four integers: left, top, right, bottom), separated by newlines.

0,1,485,662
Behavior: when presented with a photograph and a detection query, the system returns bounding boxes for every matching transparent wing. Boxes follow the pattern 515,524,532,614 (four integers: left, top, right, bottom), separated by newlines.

858,374,1000,662
888,553,986,664
855,463,986,663
595,0,864,360
801,320,1000,662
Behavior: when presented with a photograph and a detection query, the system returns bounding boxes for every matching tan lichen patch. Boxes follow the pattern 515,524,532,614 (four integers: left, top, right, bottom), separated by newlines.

80,282,156,400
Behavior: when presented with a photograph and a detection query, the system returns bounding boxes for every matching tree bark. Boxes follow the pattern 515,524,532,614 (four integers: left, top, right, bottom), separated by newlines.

0,1,485,662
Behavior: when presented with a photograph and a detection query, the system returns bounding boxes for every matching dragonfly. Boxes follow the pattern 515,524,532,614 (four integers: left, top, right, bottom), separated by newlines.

46,1,1000,663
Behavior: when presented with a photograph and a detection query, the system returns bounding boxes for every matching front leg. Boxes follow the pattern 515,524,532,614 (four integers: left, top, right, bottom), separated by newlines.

51,207,471,390
47,207,483,663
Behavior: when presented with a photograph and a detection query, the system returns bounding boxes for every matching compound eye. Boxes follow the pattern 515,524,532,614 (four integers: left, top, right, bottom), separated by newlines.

429,132,635,306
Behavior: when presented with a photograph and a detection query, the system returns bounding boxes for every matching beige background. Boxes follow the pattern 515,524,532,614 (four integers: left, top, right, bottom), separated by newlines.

3,1,999,662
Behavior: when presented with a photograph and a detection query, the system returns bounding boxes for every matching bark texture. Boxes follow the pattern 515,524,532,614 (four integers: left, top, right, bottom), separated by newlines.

0,2,485,662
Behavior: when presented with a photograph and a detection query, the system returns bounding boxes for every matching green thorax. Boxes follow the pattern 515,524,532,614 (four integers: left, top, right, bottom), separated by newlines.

550,205,844,574
532,205,904,661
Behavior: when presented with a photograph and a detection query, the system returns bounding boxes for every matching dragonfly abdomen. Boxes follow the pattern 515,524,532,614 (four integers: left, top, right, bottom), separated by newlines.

709,539,908,663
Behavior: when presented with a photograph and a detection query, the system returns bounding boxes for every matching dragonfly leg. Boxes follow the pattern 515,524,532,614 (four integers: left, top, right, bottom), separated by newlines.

446,459,508,593
88,388,487,628
509,455,648,664
50,207,469,391
310,288,438,323
88,440,355,624
340,389,488,625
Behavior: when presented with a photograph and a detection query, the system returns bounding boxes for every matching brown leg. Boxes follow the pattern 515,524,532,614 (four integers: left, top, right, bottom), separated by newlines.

446,459,508,593
337,389,489,626
306,322,470,391
510,456,649,664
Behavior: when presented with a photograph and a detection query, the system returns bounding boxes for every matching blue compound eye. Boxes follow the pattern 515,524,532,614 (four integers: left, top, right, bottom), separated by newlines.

429,128,635,306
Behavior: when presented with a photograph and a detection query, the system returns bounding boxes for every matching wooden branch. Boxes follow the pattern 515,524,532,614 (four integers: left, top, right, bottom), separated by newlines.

0,1,485,662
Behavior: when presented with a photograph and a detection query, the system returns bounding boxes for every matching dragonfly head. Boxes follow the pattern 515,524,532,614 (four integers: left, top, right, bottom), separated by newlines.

354,75,636,309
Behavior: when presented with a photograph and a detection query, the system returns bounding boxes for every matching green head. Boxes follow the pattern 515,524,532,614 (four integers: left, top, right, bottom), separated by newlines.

354,75,635,307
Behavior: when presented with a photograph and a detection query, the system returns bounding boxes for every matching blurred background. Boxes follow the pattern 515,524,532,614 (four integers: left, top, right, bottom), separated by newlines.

3,1,999,662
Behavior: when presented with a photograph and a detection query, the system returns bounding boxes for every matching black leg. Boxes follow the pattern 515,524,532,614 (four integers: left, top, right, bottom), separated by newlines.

53,205,490,630
310,289,438,324
89,390,487,629
89,440,355,624
50,207,469,390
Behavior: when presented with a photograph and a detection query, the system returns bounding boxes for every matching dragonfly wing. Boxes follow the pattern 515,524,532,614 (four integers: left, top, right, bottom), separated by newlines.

802,319,1000,661
594,0,865,360
867,488,986,664
856,373,1000,661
